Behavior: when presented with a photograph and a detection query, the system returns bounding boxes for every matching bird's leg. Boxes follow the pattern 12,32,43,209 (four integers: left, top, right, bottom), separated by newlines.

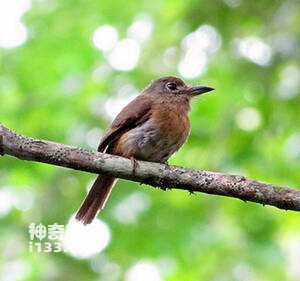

130,156,138,173
160,159,169,167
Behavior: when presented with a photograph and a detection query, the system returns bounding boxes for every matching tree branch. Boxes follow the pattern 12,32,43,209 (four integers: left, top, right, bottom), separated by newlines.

1,123,300,212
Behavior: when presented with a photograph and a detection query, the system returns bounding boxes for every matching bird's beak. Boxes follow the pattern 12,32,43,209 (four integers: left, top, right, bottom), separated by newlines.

188,85,214,96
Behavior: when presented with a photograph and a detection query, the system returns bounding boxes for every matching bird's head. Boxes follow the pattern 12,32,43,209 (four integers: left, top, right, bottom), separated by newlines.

144,76,214,98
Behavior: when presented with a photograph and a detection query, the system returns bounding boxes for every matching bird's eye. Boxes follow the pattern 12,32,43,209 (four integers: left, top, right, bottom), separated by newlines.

166,82,177,90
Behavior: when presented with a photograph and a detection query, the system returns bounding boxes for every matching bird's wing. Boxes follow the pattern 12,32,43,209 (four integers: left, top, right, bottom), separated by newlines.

98,95,152,152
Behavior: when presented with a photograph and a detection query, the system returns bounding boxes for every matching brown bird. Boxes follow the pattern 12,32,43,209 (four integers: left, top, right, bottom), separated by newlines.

76,76,213,224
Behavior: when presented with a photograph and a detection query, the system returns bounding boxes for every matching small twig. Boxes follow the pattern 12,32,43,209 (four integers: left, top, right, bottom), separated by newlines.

1,123,300,212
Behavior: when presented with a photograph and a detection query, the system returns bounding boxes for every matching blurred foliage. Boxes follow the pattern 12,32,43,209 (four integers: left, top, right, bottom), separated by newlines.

1,0,300,280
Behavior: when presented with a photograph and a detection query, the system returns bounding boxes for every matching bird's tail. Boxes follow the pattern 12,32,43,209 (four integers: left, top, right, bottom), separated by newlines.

75,175,117,225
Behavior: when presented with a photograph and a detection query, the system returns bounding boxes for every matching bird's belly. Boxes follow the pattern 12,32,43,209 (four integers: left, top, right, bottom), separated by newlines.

117,117,189,162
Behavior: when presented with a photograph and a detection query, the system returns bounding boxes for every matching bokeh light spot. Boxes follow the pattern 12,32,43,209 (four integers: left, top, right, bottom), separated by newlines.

127,14,153,42
283,133,300,160
0,22,27,49
93,25,119,52
276,64,300,100
85,127,103,149
0,0,30,48
13,187,35,211
224,0,242,8
125,260,162,281
178,24,221,78
181,24,222,53
0,188,14,217
236,37,272,66
281,236,300,280
113,191,151,224
104,85,138,120
0,260,30,281
235,107,262,131
108,39,140,71
64,216,111,259
178,49,207,79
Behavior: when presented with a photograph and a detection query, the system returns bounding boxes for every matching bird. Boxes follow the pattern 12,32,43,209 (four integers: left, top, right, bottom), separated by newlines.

75,76,214,224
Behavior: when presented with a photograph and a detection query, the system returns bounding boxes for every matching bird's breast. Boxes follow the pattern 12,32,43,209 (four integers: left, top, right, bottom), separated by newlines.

115,104,190,162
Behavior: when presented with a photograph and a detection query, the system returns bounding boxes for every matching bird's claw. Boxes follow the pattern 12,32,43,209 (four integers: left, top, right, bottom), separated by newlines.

130,156,138,173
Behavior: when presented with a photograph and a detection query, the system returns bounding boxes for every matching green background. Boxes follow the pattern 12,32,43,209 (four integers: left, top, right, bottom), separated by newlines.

1,0,300,280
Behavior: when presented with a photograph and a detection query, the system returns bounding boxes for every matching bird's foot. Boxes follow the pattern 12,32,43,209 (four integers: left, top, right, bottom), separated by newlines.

130,156,138,173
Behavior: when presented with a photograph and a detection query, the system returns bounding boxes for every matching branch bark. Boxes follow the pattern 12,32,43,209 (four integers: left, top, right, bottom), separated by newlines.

1,123,300,211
